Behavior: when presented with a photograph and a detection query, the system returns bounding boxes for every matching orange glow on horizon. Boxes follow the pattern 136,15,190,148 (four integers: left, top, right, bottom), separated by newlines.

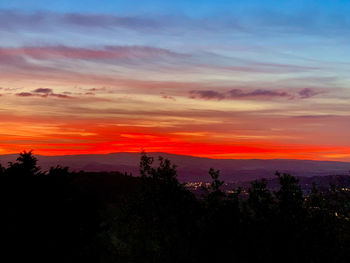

1,130,349,161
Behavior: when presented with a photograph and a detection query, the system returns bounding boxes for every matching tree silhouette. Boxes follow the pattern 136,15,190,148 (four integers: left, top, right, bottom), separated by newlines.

0,163,4,176
274,171,303,216
6,150,41,177
248,178,275,219
104,152,198,263
202,168,225,204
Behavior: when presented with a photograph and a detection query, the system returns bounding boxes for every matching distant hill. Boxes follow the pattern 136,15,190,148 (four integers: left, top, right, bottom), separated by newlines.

1,152,350,183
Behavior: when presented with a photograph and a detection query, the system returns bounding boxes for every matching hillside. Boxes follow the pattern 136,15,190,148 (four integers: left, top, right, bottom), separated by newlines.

1,152,349,183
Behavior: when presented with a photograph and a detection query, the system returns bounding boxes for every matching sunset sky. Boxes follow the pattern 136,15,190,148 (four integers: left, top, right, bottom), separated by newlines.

0,0,349,160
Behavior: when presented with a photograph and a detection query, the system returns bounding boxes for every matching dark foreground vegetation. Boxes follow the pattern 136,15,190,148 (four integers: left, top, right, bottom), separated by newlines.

1,151,350,263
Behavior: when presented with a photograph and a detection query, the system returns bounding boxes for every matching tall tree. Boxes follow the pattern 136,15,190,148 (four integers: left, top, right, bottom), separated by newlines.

6,150,41,177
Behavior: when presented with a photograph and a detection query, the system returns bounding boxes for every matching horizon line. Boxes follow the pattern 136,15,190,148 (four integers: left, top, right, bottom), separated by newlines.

0,151,349,163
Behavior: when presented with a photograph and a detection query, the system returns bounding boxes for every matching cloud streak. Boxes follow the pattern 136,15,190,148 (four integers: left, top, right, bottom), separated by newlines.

16,89,74,99
1,9,350,37
298,88,323,99
189,88,321,100
33,88,53,94
0,46,184,61
0,10,161,32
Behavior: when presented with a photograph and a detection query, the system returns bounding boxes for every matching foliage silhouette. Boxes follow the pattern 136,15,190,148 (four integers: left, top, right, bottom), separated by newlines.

5,150,41,177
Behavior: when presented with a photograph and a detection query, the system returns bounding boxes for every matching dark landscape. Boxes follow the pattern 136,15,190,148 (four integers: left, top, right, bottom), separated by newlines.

2,151,350,262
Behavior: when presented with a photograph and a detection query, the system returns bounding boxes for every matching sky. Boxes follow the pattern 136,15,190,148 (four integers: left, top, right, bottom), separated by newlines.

0,0,349,160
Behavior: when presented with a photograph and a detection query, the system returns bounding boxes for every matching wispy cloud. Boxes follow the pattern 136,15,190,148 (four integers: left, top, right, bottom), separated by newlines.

16,92,36,97
0,10,161,32
62,13,159,30
16,89,74,99
298,88,323,99
189,88,324,101
189,90,226,100
33,88,53,94
229,89,290,98
0,10,243,34
0,46,184,61
1,9,350,38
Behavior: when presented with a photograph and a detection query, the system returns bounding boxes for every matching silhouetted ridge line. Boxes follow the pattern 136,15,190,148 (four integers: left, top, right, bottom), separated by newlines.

1,152,349,183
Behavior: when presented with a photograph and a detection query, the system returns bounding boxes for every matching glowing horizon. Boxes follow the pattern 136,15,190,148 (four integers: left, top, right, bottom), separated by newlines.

0,1,350,161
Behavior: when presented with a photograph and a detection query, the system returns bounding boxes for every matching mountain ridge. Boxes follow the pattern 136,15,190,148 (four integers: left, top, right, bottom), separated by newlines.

1,152,349,183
